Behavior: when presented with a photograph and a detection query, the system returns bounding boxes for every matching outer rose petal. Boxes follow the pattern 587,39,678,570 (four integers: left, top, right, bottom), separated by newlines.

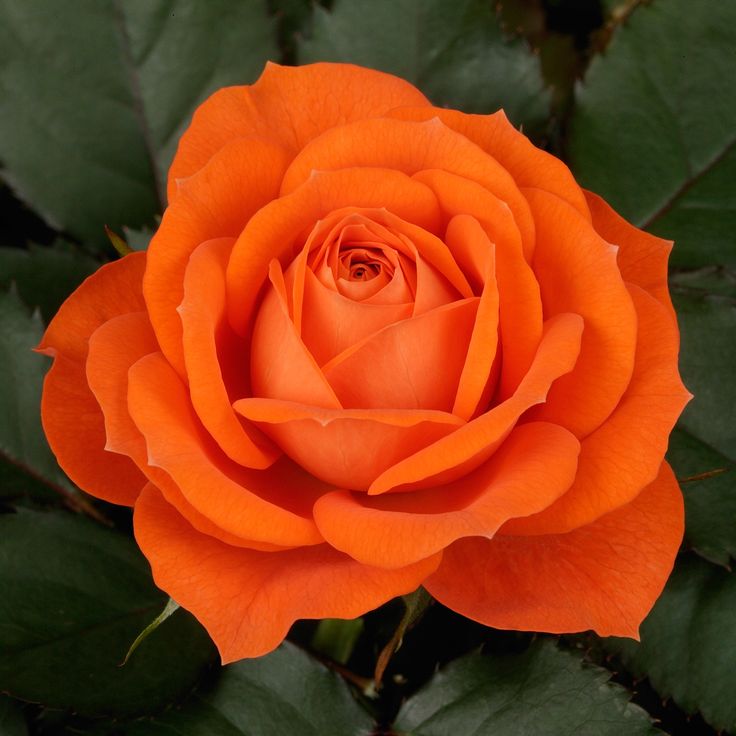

38,254,148,506
167,62,431,200
503,285,691,535
425,462,684,638
313,422,579,569
524,188,637,438
134,484,441,662
388,106,590,220
585,190,676,322
145,138,290,376
127,352,325,548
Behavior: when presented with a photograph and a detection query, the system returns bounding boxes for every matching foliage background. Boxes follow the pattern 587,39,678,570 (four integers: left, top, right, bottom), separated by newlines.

1,0,734,734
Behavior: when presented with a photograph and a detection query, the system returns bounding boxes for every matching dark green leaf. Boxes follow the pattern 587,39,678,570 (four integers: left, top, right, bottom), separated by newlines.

123,642,373,736
567,0,736,267
0,696,28,736
0,0,277,248
607,554,736,732
0,508,216,716
672,287,736,463
0,288,68,500
298,0,550,136
0,242,98,322
395,639,660,735
668,428,735,567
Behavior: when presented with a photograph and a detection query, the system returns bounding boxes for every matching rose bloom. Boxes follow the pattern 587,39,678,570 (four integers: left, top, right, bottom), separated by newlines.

39,63,690,663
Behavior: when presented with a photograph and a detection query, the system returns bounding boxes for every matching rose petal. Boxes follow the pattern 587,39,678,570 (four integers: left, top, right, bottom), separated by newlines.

299,269,413,366
167,61,430,201
585,189,676,322
388,106,590,221
251,260,342,408
280,117,535,257
145,137,290,376
134,484,441,662
502,285,692,535
226,169,443,336
38,254,148,506
415,169,542,398
368,312,583,495
447,216,500,420
322,298,480,412
180,237,280,468
524,187,638,438
425,462,684,638
127,352,325,547
314,422,579,568
234,398,463,491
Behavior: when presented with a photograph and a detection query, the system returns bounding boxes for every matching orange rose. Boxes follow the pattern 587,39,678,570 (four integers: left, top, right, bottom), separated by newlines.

39,62,690,662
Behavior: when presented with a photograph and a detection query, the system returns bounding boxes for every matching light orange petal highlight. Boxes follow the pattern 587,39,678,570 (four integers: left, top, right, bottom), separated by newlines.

38,254,148,506
134,484,440,662
314,422,579,568
425,462,684,638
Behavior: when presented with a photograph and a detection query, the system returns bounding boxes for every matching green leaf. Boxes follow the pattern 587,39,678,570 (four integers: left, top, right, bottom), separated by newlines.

0,0,277,248
123,641,373,736
668,428,735,567
298,0,550,137
0,508,216,716
395,639,660,735
606,554,736,732
0,288,68,500
567,0,736,267
672,287,736,463
0,242,98,322
123,598,180,665
0,696,28,736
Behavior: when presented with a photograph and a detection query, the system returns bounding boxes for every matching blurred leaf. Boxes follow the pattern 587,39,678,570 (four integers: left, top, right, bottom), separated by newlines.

122,641,373,736
669,428,735,567
568,0,736,267
0,508,216,716
0,288,69,500
395,639,660,735
0,696,27,736
0,242,98,322
298,0,550,137
0,0,277,249
607,555,736,732
311,618,364,666
123,225,155,252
